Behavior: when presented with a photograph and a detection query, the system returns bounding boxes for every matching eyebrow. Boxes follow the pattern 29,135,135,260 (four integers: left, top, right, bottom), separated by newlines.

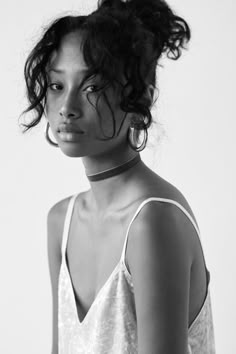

48,67,89,74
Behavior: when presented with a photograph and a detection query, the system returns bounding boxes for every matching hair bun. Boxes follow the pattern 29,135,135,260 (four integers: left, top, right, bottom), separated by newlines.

98,0,191,60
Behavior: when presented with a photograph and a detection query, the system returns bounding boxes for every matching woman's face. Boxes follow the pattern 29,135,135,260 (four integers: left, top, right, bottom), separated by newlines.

45,31,132,158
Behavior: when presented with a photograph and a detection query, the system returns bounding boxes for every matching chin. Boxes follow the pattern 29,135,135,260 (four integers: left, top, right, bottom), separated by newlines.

59,145,84,158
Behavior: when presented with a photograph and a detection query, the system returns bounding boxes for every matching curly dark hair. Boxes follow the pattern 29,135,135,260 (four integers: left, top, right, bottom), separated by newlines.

19,0,191,151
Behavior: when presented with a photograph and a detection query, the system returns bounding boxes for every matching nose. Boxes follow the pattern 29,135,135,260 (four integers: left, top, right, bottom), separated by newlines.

60,109,79,120
59,93,82,120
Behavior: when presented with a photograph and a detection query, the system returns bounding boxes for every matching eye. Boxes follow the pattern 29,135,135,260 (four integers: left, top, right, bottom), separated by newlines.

48,83,63,91
83,85,98,93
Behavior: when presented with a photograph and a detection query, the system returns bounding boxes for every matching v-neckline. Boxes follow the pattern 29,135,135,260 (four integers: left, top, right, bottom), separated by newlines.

64,252,123,326
63,192,128,326
62,194,191,326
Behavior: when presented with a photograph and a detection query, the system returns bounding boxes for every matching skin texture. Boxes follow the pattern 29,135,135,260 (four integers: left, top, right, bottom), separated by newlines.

45,30,154,214
47,189,198,354
127,201,192,354
46,30,206,354
46,34,132,159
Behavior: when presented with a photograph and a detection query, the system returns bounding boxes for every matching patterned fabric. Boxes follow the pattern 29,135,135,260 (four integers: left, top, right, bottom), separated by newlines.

58,194,216,353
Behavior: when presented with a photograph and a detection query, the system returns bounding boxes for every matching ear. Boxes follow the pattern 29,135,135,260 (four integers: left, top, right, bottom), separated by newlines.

146,84,155,104
44,103,48,119
128,84,156,125
141,84,155,107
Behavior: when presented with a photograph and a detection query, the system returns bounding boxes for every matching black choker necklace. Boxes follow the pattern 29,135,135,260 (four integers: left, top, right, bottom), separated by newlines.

86,154,141,182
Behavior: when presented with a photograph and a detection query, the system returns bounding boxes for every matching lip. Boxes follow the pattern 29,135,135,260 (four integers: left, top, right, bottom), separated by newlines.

58,124,84,134
58,131,84,143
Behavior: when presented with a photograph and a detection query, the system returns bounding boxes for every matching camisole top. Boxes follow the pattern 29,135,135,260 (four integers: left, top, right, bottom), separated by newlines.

58,193,216,353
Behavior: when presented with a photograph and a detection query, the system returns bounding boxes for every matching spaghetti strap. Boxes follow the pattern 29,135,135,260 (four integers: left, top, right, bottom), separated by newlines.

121,197,202,265
61,193,80,257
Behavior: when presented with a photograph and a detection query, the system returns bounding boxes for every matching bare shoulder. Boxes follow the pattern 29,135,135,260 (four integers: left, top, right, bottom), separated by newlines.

127,171,200,267
47,197,70,250
47,194,73,217
145,171,200,231
126,170,201,280
128,199,194,269
127,200,192,352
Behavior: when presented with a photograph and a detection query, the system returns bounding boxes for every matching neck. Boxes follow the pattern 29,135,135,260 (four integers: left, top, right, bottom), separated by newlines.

82,150,144,215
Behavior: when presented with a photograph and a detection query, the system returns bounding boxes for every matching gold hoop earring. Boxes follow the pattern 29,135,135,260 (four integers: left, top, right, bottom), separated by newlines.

44,122,59,147
128,125,148,152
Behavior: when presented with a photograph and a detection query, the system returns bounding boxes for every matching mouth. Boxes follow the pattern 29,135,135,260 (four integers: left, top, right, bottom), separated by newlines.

58,124,84,134
58,130,84,143
58,129,84,134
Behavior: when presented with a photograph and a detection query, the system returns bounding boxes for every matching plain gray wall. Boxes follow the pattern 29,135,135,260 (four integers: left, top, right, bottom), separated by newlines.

1,0,235,352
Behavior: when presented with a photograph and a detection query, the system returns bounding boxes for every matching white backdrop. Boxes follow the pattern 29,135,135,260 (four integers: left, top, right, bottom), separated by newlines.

0,0,235,353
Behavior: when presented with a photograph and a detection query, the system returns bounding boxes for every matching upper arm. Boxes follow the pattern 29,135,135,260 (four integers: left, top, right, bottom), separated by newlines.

128,202,194,354
47,200,66,354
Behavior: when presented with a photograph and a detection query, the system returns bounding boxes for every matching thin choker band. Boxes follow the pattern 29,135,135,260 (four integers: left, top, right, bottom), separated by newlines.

86,154,141,182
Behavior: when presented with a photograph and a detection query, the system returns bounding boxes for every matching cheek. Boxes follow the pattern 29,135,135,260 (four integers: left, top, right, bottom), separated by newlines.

45,95,59,118
94,97,113,135
98,104,126,138
45,100,60,136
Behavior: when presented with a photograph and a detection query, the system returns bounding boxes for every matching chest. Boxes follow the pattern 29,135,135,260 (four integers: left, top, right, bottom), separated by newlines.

65,202,135,322
63,189,207,327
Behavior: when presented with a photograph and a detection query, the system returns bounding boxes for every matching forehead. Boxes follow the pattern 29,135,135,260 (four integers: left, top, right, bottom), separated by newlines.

48,31,87,73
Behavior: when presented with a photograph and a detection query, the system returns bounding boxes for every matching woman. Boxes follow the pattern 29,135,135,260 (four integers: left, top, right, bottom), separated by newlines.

21,0,216,353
